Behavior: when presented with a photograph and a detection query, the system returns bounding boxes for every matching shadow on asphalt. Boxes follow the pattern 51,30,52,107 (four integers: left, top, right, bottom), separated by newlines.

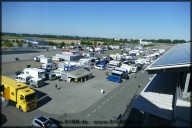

34,89,52,108
0,113,7,125
122,108,144,127
38,82,49,88
49,118,62,128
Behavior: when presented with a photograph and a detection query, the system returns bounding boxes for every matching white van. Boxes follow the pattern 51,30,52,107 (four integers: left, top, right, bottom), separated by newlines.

106,60,121,70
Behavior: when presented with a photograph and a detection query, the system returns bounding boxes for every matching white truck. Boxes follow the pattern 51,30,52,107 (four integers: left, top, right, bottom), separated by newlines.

34,55,46,62
15,74,44,88
40,63,57,71
40,57,52,64
106,60,121,70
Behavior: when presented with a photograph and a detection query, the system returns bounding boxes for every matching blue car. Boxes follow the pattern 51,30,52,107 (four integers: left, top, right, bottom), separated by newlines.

106,75,123,83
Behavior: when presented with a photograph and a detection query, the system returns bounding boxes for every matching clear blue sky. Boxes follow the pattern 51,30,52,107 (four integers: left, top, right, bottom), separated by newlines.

2,2,190,40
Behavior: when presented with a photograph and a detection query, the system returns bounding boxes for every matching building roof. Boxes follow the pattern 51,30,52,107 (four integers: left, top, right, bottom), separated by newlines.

67,68,92,79
131,73,177,120
146,43,191,73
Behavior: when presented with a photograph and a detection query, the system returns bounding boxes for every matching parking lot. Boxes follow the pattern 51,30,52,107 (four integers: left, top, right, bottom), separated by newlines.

1,44,174,126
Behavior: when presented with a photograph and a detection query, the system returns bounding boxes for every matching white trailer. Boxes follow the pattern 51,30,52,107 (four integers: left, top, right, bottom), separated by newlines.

52,56,63,61
22,68,46,80
34,55,46,62
40,57,52,64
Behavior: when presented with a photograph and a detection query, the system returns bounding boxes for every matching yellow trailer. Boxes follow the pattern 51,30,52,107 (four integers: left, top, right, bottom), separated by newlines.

1,76,37,112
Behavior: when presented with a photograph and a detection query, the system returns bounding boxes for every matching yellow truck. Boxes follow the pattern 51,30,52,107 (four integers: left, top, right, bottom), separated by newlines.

1,76,37,112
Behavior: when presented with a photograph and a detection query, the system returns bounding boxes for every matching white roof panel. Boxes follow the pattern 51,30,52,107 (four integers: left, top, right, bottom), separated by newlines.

131,73,177,120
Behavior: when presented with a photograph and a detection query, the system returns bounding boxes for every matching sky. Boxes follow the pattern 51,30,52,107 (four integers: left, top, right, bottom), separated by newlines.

2,2,190,40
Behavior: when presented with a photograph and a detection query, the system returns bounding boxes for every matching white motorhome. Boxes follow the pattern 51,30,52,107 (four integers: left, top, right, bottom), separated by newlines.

52,68,64,77
22,68,46,80
40,57,52,64
15,74,43,88
106,60,121,70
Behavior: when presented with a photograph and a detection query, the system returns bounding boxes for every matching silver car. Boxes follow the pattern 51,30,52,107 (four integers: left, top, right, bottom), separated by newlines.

32,115,57,128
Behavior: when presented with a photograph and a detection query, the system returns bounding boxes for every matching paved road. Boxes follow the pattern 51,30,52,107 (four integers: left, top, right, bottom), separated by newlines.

2,69,153,127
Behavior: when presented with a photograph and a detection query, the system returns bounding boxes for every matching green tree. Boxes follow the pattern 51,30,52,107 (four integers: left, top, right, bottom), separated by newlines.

3,40,13,47
71,42,75,46
48,41,54,46
103,42,108,45
60,42,65,47
17,41,23,47
94,42,97,45
28,43,33,47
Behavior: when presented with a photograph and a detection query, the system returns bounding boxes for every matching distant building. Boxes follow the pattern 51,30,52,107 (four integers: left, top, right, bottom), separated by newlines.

56,49,83,61
24,38,48,45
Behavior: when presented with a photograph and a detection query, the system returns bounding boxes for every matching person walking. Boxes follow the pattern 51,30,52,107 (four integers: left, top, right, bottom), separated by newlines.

55,84,57,90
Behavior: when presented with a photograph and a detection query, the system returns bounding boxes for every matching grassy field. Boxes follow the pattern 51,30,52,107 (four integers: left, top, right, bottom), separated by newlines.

2,36,81,44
